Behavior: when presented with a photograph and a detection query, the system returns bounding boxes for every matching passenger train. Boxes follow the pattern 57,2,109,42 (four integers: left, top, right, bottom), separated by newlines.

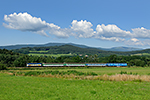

26,63,127,67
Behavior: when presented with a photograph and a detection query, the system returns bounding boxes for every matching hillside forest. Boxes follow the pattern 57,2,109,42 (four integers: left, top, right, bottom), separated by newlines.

1,48,150,68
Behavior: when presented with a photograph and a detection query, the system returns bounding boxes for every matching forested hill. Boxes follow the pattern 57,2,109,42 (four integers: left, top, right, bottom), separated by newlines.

0,49,19,55
12,44,117,56
12,44,150,56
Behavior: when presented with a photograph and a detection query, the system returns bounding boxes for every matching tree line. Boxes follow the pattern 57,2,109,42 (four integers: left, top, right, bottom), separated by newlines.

1,49,150,68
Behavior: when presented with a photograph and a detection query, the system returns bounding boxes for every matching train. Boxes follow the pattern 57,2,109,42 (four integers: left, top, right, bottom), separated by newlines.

26,63,127,67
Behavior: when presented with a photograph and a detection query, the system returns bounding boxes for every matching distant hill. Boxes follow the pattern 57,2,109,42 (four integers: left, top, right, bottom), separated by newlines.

0,43,66,50
0,42,143,52
2,44,150,57
101,47,143,52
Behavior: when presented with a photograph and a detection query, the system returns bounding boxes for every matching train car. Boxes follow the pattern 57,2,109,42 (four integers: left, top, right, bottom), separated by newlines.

42,63,64,67
118,63,127,67
106,63,127,67
86,63,106,67
26,63,42,67
65,63,86,67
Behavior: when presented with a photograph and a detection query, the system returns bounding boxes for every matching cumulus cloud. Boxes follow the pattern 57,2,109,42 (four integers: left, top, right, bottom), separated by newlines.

3,12,150,46
36,30,49,37
122,27,150,45
124,39,150,46
131,38,139,42
95,24,150,45
71,20,96,38
132,27,150,39
124,38,143,46
96,36,125,42
96,24,132,39
49,28,71,38
3,12,50,36
3,12,67,37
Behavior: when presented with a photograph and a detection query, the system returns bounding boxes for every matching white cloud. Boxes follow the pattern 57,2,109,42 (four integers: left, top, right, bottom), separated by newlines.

3,12,65,37
125,38,143,46
36,30,49,37
3,12,50,36
95,24,150,45
3,12,150,46
49,28,70,38
132,27,150,39
125,38,150,46
123,27,150,46
96,36,125,42
95,24,132,42
131,38,139,42
96,24,132,38
71,20,96,38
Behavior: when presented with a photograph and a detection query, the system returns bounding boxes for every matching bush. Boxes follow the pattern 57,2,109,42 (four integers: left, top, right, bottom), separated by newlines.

120,71,138,75
120,71,127,74
0,64,7,70
24,71,43,76
87,72,97,76
22,70,98,76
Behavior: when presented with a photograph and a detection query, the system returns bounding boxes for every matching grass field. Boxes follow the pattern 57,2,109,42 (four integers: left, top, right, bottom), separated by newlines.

9,67,150,75
28,53,73,57
29,51,49,53
1,67,150,99
0,72,150,100
133,53,150,56
66,67,150,75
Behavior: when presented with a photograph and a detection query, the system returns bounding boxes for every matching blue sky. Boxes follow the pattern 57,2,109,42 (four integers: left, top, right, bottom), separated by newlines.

1,0,150,48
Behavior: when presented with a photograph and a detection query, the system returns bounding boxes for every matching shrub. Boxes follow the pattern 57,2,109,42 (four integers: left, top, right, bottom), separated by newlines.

148,73,150,75
120,71,138,75
120,71,127,74
0,64,7,70
24,71,42,76
16,71,25,75
86,72,97,76
51,71,59,75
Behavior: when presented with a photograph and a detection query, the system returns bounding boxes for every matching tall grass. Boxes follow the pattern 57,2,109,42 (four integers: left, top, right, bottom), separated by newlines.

6,70,150,82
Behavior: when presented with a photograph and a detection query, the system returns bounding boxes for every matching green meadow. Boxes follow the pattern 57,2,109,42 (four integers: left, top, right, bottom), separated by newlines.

29,51,49,53
28,53,72,57
1,67,150,100
133,53,150,56
9,67,150,75
28,50,76,57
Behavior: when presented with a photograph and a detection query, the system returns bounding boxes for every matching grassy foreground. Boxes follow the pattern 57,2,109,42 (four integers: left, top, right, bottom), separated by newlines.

0,72,150,100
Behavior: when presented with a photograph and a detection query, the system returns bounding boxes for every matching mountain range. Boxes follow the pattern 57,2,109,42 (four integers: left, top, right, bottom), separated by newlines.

0,42,143,52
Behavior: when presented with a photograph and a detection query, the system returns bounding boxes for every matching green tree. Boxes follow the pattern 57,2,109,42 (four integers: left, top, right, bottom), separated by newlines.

108,55,117,63
0,63,7,70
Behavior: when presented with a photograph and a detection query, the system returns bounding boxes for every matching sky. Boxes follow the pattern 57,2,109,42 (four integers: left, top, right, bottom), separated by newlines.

1,0,150,48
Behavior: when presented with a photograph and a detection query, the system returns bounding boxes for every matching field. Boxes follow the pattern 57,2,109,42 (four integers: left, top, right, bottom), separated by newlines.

28,53,73,57
132,53,150,56
1,67,150,99
28,50,77,57
8,67,150,75
29,51,49,53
